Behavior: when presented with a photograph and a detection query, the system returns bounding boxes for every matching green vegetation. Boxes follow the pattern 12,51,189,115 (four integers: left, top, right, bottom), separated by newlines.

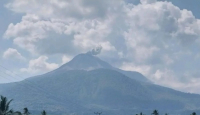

152,110,159,115
191,112,197,115
0,95,47,115
0,95,198,115
41,110,46,115
0,96,13,115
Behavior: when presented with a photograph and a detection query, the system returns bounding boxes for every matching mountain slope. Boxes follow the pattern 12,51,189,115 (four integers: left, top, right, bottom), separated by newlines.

55,53,150,83
59,53,112,71
1,53,200,114
114,68,151,83
1,69,200,114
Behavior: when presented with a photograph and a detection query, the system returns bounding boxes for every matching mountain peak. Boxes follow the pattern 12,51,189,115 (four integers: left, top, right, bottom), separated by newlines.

59,53,112,71
54,53,150,83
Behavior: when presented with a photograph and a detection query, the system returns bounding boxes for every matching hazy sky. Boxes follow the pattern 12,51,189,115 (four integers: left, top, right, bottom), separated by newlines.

1,0,200,94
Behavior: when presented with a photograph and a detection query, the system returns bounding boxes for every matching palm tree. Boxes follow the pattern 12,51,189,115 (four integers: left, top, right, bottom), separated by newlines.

23,108,30,115
6,110,13,115
0,96,13,115
191,112,196,115
41,110,46,115
151,110,159,115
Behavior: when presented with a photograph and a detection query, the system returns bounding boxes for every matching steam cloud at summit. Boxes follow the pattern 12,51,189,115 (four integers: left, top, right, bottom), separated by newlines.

87,46,102,55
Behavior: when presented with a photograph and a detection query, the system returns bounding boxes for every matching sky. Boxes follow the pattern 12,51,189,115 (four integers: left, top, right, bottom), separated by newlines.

1,0,200,94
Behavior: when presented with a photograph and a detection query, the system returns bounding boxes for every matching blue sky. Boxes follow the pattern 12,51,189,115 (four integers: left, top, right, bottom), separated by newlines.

1,0,200,94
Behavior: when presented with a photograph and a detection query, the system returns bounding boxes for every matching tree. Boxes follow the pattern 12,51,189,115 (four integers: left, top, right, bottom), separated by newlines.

191,112,196,115
6,110,13,115
0,96,13,115
23,108,30,115
152,110,159,115
140,112,145,115
41,110,46,115
94,112,102,115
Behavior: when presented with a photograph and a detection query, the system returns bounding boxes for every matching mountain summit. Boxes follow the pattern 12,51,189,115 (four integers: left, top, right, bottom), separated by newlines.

55,53,150,82
59,53,112,71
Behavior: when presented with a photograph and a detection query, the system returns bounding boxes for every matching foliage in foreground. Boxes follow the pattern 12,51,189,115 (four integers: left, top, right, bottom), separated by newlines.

0,95,198,115
0,95,46,115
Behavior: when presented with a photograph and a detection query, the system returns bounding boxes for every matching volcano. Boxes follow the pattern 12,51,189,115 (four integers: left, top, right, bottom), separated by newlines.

0,53,200,115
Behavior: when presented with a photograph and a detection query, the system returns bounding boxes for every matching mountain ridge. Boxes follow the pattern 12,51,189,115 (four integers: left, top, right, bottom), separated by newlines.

0,53,200,115
53,53,151,83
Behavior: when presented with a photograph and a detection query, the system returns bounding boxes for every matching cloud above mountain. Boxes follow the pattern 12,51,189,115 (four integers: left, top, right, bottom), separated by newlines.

21,56,59,73
3,48,25,60
2,0,200,93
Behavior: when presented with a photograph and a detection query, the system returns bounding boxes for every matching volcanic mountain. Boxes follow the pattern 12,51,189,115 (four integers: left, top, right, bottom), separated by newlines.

53,53,150,83
0,53,200,115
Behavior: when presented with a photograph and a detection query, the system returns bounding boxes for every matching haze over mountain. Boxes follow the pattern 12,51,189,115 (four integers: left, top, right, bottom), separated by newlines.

0,53,200,115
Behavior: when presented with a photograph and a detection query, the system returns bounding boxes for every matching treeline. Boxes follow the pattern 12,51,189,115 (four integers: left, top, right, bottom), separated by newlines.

0,95,46,115
0,95,198,115
136,110,197,115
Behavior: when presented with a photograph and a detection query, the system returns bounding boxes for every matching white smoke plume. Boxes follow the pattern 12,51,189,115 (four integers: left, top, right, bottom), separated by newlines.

87,46,102,55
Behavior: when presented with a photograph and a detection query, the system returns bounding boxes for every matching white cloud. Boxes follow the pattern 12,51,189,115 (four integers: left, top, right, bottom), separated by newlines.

5,0,122,20
120,62,152,76
3,48,25,60
62,55,72,64
4,0,200,93
4,14,66,54
140,0,157,4
21,56,59,73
